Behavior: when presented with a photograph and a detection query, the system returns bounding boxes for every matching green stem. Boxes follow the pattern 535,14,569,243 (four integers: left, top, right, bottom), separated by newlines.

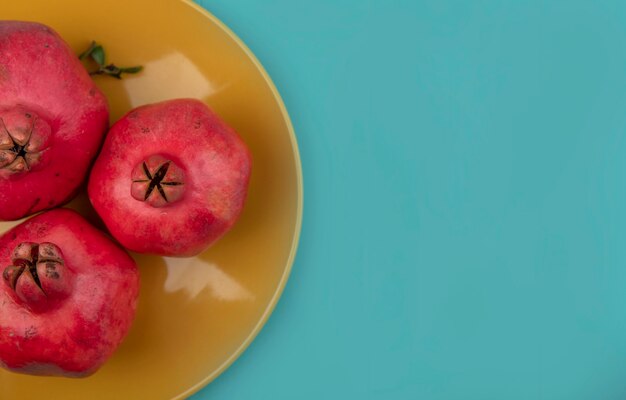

79,41,143,79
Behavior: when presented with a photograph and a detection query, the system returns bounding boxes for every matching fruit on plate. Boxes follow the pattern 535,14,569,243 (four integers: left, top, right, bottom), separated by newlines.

0,209,139,377
88,98,252,257
0,21,109,221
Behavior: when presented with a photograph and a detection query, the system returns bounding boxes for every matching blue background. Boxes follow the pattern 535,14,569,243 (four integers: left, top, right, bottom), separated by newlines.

193,1,626,399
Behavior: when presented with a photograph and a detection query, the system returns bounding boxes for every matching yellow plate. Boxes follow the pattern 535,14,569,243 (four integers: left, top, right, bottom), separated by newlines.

0,1,302,399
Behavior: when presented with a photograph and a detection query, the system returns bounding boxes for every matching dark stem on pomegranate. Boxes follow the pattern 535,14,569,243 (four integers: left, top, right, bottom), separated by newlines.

4,244,46,292
0,108,51,175
2,242,68,310
0,116,34,171
138,161,181,201
131,156,185,207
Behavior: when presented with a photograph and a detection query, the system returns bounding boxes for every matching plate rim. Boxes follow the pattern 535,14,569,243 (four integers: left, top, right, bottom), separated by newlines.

175,1,303,399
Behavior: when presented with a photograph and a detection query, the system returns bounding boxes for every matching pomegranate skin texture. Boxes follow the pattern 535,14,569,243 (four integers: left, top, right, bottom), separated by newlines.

0,21,109,221
88,99,252,257
0,209,140,378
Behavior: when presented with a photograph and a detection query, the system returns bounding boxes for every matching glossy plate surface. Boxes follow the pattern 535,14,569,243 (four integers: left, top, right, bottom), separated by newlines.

0,1,302,398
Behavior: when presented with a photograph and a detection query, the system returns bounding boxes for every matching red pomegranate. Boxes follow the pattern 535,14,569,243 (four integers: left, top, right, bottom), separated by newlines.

0,21,109,221
0,209,139,377
88,99,252,257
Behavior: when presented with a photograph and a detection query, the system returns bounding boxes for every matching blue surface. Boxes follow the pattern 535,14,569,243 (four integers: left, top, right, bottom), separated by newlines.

193,1,626,399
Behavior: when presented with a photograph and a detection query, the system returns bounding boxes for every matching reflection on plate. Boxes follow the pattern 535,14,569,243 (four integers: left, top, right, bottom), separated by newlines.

163,257,255,302
0,1,302,399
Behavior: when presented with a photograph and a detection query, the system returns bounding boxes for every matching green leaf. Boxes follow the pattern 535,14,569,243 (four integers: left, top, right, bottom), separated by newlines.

78,41,97,60
91,45,105,66
78,41,144,80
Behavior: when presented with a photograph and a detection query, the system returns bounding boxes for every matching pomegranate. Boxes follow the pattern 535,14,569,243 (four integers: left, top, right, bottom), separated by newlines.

0,21,109,221
88,99,252,257
0,209,139,377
